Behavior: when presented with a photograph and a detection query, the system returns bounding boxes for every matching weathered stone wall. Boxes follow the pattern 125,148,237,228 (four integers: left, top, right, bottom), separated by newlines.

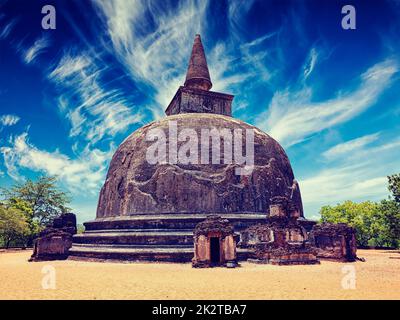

310,223,357,262
180,88,232,116
166,87,233,116
30,213,77,261
34,231,73,258
239,217,319,265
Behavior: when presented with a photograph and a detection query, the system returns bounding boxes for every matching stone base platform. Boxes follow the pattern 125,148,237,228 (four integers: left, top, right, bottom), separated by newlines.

69,213,266,262
247,257,320,265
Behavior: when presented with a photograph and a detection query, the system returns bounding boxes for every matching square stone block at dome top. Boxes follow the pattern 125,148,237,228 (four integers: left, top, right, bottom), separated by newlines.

165,86,233,116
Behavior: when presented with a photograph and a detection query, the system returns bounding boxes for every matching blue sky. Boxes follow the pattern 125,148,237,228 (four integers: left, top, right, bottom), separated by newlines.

0,0,399,222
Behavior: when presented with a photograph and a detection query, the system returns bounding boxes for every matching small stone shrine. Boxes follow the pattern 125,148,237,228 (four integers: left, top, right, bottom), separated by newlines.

192,215,238,268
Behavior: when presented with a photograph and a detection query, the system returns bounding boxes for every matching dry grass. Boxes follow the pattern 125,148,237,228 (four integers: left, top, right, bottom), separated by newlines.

0,249,399,300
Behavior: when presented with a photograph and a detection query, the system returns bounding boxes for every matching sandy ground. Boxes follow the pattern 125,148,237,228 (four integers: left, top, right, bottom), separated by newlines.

0,249,399,300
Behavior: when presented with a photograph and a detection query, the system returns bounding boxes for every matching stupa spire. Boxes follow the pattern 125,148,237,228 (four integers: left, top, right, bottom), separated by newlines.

165,34,233,116
184,34,212,91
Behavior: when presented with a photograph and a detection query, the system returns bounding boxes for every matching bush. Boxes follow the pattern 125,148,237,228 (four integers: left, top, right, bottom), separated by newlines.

0,205,30,248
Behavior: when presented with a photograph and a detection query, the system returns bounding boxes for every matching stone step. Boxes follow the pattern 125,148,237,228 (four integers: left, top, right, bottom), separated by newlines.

84,228,194,234
84,213,267,231
72,243,194,249
69,245,193,262
68,244,252,262
73,230,194,245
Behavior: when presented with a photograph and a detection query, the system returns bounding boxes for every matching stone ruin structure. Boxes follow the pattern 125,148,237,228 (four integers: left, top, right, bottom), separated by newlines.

64,34,357,265
30,213,77,261
310,223,357,262
239,199,319,265
192,215,238,268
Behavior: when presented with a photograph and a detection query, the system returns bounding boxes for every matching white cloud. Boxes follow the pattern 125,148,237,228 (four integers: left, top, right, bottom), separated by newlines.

0,132,112,194
0,114,20,126
93,0,210,109
0,18,17,39
299,136,400,217
322,133,380,160
49,54,91,80
227,0,256,39
207,42,257,93
49,53,143,145
301,165,388,207
92,0,271,119
23,35,50,64
257,59,399,147
303,47,318,80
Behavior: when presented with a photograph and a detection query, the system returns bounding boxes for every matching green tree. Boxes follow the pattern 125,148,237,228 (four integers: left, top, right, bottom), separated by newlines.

320,200,380,246
1,176,71,246
376,199,400,248
6,197,40,246
388,173,400,203
0,205,30,248
2,176,71,226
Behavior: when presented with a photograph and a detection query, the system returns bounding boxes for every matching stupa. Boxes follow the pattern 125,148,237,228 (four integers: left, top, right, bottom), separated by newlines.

69,35,310,262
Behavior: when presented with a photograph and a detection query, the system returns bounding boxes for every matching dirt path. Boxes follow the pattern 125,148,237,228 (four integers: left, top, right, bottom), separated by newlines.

0,249,399,299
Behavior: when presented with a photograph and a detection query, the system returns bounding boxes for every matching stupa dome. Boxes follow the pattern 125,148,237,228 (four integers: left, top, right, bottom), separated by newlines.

96,113,303,218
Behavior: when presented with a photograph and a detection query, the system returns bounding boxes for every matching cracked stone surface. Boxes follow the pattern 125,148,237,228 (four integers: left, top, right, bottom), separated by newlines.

96,113,303,218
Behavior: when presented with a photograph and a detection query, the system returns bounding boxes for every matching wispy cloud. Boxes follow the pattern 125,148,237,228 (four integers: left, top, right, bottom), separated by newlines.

207,42,257,94
23,35,50,64
49,53,143,145
257,58,399,147
227,0,256,39
301,163,389,215
49,54,91,79
303,47,318,80
300,135,400,217
0,114,20,126
322,133,380,160
0,132,111,193
0,18,17,39
93,0,273,118
93,0,210,110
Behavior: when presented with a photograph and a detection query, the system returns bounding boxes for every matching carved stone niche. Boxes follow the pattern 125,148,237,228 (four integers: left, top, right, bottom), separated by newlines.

269,195,302,219
269,204,286,218
192,215,238,268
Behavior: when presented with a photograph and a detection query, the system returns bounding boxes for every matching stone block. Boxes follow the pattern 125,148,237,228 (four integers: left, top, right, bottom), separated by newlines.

30,213,77,261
